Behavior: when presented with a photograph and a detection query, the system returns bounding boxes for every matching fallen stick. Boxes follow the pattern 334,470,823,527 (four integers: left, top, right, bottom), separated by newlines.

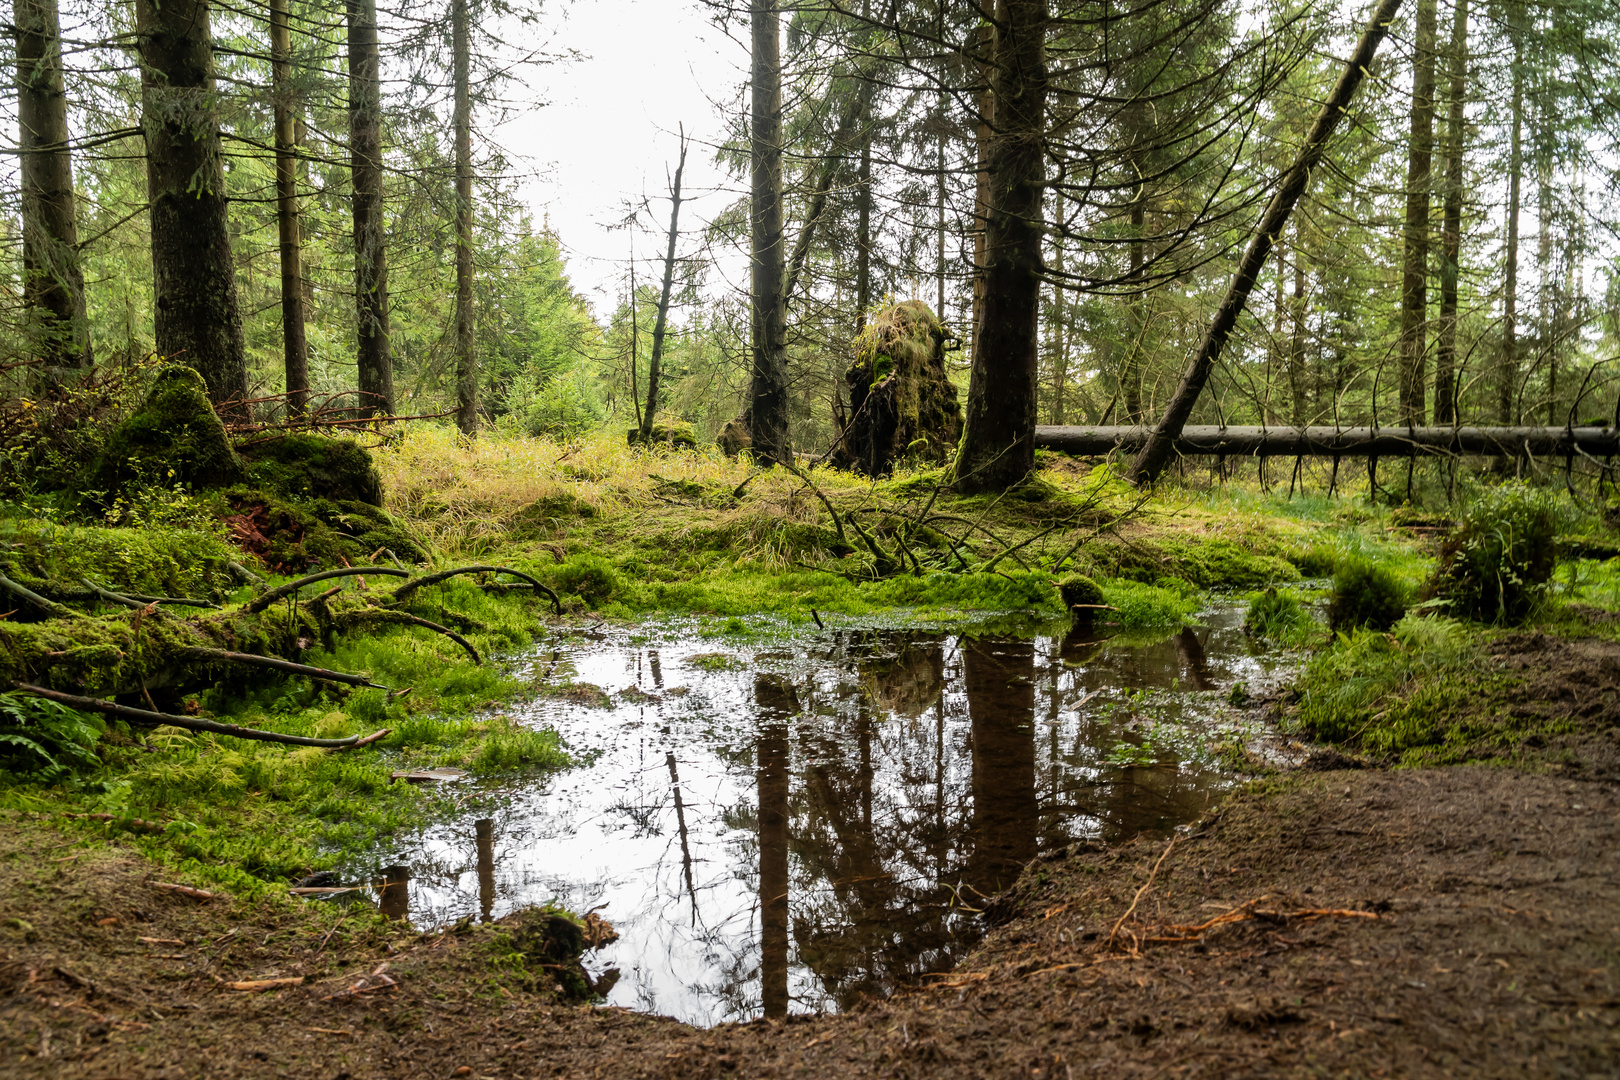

150,881,217,902
392,564,562,615
226,976,304,992
1108,836,1177,952
288,886,364,896
337,610,480,664
244,566,410,614
0,568,77,619
180,648,388,689
14,684,391,749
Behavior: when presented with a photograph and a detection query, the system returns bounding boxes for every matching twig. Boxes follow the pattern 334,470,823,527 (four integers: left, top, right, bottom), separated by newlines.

14,684,391,748
181,648,388,689
337,610,480,664
391,564,561,615
244,566,410,613
150,881,217,902
1108,836,1177,952
0,569,77,619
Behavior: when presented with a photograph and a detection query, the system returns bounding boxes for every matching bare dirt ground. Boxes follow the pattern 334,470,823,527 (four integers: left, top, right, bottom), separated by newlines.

3,643,1618,1078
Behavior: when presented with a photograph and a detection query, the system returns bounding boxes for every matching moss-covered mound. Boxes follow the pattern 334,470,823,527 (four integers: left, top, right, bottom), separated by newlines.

627,421,698,450
216,488,426,572
89,365,243,494
830,300,962,476
0,518,237,600
238,433,385,507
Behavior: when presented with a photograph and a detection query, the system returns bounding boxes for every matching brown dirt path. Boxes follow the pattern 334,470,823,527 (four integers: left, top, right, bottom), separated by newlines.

3,766,1616,1078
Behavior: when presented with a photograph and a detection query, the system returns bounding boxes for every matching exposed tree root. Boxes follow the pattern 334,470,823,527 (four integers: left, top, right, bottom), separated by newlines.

335,610,481,664
245,565,411,614
391,564,562,614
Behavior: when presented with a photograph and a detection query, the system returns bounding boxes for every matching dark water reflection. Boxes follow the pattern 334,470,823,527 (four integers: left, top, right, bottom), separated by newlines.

371,608,1283,1025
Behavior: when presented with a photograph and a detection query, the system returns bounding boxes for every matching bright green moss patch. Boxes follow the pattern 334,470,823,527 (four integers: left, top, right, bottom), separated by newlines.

0,517,236,598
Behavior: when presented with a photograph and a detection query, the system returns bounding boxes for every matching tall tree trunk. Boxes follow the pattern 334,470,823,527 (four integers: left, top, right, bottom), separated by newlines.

640,133,687,440
347,0,394,417
1398,0,1437,425
1128,0,1401,485
749,0,791,464
855,137,872,334
970,23,993,352
953,0,1047,494
1434,0,1467,424
1123,194,1146,423
1500,8,1523,425
137,0,248,408
14,0,89,377
1050,205,1067,425
452,0,476,436
270,0,309,419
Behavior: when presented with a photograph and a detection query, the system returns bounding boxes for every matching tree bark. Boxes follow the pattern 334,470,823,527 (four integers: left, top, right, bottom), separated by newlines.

1128,0,1402,485
270,0,310,420
969,23,993,354
137,0,248,408
1500,3,1523,425
1123,194,1146,423
749,0,791,464
1434,0,1467,424
14,0,89,377
952,0,1048,494
452,0,476,436
347,0,394,417
1289,222,1309,426
1398,0,1438,425
1039,423,1619,458
640,133,687,439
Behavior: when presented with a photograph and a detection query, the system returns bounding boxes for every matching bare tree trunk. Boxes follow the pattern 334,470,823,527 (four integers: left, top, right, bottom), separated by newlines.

270,0,309,419
953,0,1048,494
1434,0,1467,424
970,23,993,351
1129,0,1402,485
856,135,872,335
347,0,394,417
14,0,88,377
640,132,687,439
137,0,248,408
1398,0,1437,426
1500,7,1523,425
452,0,476,436
749,0,791,464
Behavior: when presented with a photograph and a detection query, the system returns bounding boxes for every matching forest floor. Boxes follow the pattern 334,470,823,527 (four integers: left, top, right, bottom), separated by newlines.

2,629,1616,1079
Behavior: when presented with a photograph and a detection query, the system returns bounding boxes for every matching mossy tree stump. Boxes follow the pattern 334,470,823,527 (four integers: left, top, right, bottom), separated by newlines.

830,300,962,477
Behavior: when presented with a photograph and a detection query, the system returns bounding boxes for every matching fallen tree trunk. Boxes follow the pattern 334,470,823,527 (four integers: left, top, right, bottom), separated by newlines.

1037,425,1620,459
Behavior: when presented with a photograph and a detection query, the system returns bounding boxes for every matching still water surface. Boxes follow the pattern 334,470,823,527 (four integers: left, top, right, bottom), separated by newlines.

366,608,1284,1026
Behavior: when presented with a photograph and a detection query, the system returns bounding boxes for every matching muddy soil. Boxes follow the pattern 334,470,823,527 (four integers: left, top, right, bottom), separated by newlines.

1488,632,1620,780
3,638,1618,1078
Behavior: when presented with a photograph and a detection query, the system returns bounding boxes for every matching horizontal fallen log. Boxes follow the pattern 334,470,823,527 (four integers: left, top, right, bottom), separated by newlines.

14,684,391,748
1034,424,1620,459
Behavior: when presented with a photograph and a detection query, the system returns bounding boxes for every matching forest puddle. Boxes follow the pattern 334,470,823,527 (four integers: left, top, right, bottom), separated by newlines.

359,606,1290,1026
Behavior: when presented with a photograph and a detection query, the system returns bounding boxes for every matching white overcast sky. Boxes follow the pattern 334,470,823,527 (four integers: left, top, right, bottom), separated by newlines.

497,0,746,317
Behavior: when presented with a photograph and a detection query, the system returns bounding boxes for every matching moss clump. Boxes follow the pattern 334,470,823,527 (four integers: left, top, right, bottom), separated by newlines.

830,300,962,476
1430,482,1561,624
1244,588,1316,646
1328,558,1408,633
552,554,620,606
89,365,242,495
1058,573,1106,611
238,434,385,507
1098,535,1299,591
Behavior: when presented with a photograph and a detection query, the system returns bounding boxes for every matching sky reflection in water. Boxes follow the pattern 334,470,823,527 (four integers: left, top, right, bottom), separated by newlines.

369,608,1283,1026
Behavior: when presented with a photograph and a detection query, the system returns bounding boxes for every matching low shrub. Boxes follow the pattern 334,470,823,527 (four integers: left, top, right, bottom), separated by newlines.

1431,482,1563,623
1328,558,1407,632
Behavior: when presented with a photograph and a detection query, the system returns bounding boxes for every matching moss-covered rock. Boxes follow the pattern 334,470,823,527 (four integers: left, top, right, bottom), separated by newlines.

627,421,698,450
1058,573,1107,612
237,433,385,506
830,300,963,476
88,365,242,496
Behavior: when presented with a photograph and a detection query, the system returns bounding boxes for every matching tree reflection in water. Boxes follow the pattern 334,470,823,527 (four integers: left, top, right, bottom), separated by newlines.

376,607,1283,1025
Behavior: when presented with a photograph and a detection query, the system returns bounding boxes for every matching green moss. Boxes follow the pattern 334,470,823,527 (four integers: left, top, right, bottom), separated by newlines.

1100,579,1199,628
508,494,597,540
88,366,243,496
212,488,427,571
238,434,385,506
1430,481,1562,624
1096,535,1300,591
0,517,236,599
1058,573,1106,610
